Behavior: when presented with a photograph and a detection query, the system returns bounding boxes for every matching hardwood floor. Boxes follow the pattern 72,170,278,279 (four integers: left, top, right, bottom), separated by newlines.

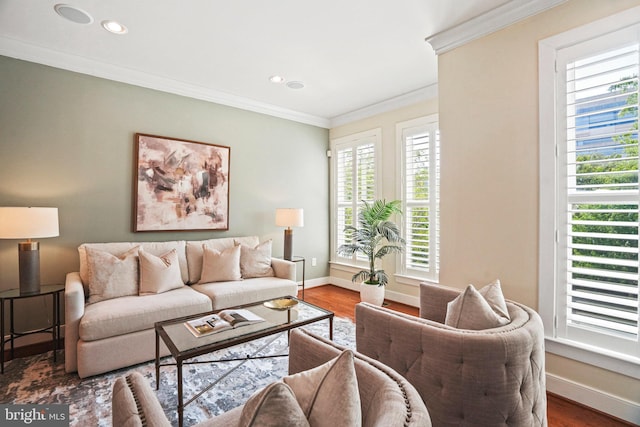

300,284,634,427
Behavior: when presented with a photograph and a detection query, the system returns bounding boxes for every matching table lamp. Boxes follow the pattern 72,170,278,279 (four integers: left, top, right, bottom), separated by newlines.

275,208,303,261
0,207,59,295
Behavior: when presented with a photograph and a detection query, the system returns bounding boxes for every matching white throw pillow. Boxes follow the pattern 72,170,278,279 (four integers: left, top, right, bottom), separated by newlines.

283,350,362,427
445,280,511,330
86,246,139,304
199,244,242,283
138,248,184,295
239,240,274,279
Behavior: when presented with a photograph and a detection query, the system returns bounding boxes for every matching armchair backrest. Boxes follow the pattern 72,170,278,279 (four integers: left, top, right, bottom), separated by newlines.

289,329,432,427
356,284,547,427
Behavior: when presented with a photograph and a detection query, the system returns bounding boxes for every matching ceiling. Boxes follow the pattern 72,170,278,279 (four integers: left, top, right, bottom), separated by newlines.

0,0,561,127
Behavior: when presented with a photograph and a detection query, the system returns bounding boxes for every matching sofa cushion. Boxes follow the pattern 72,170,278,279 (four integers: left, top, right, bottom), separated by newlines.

139,248,184,295
192,277,298,310
80,287,212,342
239,382,309,427
199,244,242,283
79,241,188,289
445,280,511,330
239,240,274,278
283,350,361,427
186,236,259,284
86,246,139,304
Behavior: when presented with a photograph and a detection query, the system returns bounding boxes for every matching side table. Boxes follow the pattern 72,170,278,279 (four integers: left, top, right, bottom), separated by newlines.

0,284,64,373
277,255,306,299
289,256,305,300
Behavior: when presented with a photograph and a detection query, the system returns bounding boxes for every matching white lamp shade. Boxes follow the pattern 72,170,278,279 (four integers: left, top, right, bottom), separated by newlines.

275,208,304,228
0,207,59,239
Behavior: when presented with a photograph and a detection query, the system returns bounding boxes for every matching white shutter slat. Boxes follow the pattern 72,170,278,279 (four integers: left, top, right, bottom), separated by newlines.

566,40,640,337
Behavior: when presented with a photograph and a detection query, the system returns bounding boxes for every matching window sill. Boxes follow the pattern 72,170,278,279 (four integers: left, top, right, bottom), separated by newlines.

394,274,438,287
545,336,640,380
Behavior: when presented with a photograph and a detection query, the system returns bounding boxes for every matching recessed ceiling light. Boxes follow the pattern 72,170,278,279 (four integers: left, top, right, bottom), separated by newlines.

54,4,93,25
269,75,285,84
101,20,128,35
286,81,305,90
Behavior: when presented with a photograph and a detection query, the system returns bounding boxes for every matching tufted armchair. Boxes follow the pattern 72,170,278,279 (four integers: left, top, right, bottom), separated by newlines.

355,282,547,427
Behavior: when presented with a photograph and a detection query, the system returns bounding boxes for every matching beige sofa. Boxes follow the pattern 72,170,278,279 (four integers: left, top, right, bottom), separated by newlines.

65,236,297,378
355,282,547,427
112,329,432,426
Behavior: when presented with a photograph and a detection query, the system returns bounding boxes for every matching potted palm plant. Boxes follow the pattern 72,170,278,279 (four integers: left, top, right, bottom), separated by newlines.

337,199,405,305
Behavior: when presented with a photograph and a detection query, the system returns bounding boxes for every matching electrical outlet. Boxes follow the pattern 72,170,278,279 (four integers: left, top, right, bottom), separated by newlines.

311,257,317,266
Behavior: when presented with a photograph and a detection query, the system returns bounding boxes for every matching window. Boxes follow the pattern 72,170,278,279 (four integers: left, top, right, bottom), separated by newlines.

540,16,640,374
331,129,380,264
397,115,439,281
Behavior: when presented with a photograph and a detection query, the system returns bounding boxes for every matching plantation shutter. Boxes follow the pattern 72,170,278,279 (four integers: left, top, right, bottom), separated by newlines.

400,118,439,280
333,130,379,264
336,147,353,250
558,33,640,357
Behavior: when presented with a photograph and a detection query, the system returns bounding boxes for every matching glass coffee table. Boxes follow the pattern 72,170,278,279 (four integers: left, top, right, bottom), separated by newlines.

154,296,334,427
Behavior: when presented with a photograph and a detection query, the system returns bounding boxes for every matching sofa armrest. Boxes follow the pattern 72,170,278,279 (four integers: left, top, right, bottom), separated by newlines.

64,272,85,374
271,258,296,281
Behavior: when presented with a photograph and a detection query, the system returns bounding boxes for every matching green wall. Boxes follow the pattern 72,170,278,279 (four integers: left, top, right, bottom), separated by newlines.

0,55,329,331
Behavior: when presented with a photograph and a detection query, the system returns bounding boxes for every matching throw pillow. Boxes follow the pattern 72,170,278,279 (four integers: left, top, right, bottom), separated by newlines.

239,382,310,427
86,246,139,304
199,244,242,283
283,350,362,427
478,279,510,320
445,280,511,330
138,248,184,295
239,240,274,278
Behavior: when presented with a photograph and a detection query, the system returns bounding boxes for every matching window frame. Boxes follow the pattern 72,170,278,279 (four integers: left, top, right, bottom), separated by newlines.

329,128,382,267
539,9,640,379
395,115,440,283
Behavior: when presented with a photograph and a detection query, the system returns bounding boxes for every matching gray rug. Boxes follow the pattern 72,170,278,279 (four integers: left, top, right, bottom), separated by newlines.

1,317,354,426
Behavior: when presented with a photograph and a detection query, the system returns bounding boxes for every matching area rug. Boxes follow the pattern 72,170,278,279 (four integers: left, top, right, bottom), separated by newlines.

1,317,354,426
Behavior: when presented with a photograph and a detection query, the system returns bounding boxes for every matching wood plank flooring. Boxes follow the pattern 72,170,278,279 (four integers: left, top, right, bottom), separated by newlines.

299,284,634,427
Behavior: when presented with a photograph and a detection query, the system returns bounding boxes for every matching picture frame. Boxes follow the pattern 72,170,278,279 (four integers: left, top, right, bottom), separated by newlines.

133,133,230,232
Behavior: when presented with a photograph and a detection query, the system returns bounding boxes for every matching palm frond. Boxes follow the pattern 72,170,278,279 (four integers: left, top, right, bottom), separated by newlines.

339,199,405,286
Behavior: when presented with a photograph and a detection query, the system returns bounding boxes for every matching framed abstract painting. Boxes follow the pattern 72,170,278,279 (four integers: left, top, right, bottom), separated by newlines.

134,133,230,232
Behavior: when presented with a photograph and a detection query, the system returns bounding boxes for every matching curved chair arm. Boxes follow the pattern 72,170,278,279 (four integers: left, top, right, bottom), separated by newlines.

356,301,547,427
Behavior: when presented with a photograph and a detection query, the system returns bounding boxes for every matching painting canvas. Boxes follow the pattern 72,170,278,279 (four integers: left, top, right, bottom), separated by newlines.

134,134,230,231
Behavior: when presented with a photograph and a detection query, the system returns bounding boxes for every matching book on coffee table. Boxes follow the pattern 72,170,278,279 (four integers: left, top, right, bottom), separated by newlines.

184,309,264,337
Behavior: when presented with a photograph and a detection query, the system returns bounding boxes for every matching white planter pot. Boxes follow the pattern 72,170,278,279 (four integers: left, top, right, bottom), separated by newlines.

360,283,385,306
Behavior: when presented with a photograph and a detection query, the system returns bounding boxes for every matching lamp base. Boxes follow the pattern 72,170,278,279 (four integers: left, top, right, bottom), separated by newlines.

283,229,293,261
18,241,40,295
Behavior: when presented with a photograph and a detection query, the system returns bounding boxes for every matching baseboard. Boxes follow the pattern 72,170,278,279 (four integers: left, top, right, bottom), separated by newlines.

302,277,329,289
546,373,640,425
328,278,420,307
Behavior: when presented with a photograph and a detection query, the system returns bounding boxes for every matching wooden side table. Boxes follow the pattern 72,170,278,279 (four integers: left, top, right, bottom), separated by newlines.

0,284,64,373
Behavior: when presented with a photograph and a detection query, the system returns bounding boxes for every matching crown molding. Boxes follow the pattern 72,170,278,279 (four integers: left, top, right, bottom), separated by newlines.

329,84,438,128
425,0,568,55
0,36,330,128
